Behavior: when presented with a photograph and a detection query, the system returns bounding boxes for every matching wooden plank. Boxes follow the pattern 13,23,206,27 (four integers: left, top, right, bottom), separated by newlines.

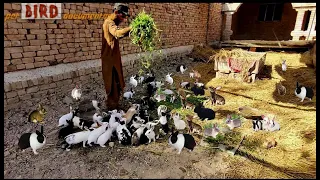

222,40,315,47
220,44,310,49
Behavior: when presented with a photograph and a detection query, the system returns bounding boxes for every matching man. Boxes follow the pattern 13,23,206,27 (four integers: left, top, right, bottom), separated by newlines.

101,3,132,110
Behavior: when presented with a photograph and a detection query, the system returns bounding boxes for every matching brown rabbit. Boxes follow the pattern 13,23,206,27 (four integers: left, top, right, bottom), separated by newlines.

186,115,202,134
209,86,225,105
192,69,201,79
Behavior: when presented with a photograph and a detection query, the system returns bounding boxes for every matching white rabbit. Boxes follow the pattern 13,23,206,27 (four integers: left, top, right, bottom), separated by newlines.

173,113,186,130
262,115,280,132
281,60,287,72
92,100,100,111
159,112,168,127
71,84,82,101
87,123,109,146
145,126,156,143
180,81,190,88
129,75,138,87
138,76,145,84
92,112,104,124
195,82,204,87
71,116,83,129
123,88,135,99
189,72,194,78
58,106,78,127
163,89,174,95
64,129,91,151
165,73,173,85
97,124,114,147
155,81,164,88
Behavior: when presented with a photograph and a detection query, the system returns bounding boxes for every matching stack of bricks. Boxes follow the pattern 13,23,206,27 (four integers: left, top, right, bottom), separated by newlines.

4,3,222,73
4,3,223,112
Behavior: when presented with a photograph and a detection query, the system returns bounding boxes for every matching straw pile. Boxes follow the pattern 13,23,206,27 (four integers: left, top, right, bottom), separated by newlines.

209,48,265,82
188,44,218,63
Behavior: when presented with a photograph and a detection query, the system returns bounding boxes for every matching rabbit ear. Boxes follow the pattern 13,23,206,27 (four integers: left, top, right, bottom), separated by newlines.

227,114,231,119
216,86,221,90
40,125,44,134
296,82,299,87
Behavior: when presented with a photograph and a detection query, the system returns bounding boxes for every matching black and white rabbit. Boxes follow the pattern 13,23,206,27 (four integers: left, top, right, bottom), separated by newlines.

295,82,314,102
116,121,132,145
58,119,78,139
168,128,197,154
18,126,46,155
191,84,205,96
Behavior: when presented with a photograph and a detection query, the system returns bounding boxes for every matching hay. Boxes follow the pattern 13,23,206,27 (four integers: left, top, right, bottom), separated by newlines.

210,48,265,81
188,44,218,62
175,50,316,178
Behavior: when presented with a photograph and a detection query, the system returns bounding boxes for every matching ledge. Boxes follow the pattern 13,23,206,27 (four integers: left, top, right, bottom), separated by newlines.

4,45,194,84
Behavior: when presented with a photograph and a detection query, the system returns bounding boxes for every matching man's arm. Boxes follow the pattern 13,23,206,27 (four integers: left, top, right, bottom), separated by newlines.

104,20,131,40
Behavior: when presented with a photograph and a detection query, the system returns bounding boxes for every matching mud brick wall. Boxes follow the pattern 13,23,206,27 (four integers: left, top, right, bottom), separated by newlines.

207,3,223,42
4,3,222,73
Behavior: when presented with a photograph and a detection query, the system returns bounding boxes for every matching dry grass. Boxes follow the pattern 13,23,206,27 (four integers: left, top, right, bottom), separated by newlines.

173,50,316,178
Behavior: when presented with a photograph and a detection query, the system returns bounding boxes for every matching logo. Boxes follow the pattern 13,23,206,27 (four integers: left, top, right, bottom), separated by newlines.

21,3,62,19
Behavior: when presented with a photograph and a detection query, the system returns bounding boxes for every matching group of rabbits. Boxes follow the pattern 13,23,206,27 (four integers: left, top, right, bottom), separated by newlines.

18,60,316,156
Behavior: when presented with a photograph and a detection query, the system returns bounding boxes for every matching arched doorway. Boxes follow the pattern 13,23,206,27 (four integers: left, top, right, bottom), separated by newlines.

231,3,297,40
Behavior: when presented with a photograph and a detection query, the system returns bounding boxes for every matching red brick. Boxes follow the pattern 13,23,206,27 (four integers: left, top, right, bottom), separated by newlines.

30,29,46,34
25,63,35,69
4,52,11,59
55,54,65,59
23,52,36,58
23,46,41,52
8,22,22,29
4,60,10,66
18,29,27,34
11,3,21,10
21,40,30,46
11,53,23,59
56,34,63,39
41,45,51,51
44,55,55,61
47,24,57,29
17,64,26,70
22,23,40,29
26,35,36,40
11,59,22,65
35,57,44,62
37,34,47,40
34,61,49,68
22,57,34,63
6,35,25,40
30,40,46,46
4,41,11,47
4,3,12,10
59,49,69,53
5,47,23,53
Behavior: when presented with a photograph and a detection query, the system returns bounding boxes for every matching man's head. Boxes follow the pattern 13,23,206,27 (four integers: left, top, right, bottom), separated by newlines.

113,3,130,22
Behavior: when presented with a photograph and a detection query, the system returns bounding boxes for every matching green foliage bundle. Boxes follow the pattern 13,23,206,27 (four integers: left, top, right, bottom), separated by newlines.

129,10,162,75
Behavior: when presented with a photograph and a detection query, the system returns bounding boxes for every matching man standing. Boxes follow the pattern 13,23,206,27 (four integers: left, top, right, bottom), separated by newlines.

101,3,131,110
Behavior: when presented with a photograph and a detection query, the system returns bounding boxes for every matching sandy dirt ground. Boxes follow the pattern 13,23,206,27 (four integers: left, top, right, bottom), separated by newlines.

4,57,283,179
